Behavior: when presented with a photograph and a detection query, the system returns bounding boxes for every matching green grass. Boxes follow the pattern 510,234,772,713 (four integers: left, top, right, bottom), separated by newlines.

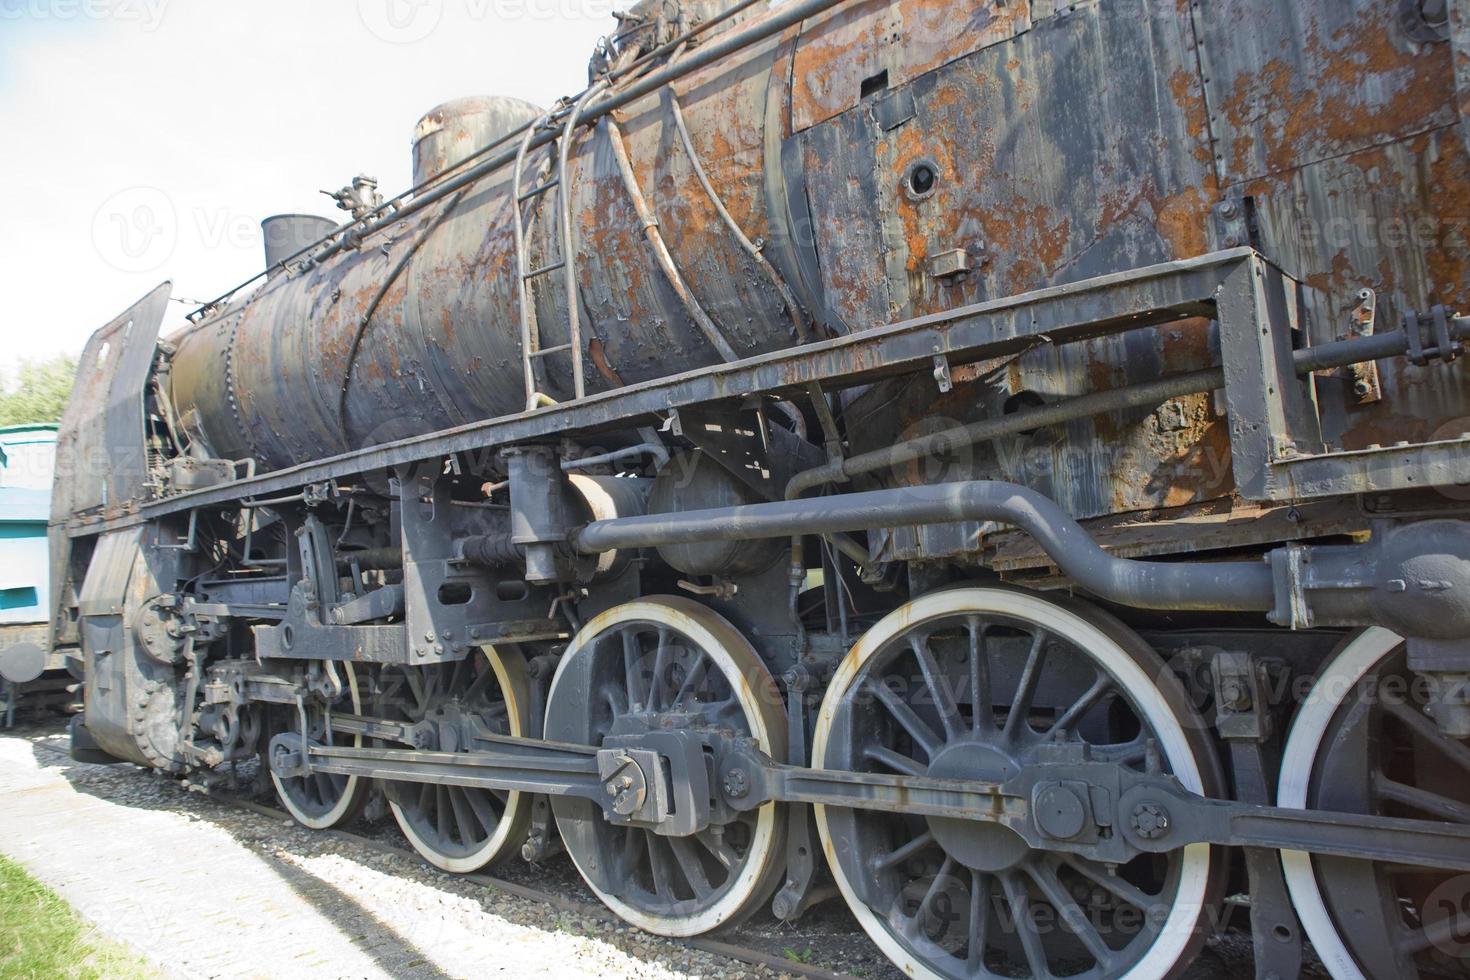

0,854,155,980
782,946,816,964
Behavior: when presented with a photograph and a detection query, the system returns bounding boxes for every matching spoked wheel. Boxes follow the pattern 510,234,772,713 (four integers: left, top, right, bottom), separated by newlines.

377,647,532,873
271,662,370,829
545,596,787,936
1280,628,1470,980
813,587,1223,980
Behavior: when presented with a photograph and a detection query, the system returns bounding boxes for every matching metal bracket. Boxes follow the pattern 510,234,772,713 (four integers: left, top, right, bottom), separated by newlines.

1210,650,1304,980
1337,288,1382,404
931,353,953,393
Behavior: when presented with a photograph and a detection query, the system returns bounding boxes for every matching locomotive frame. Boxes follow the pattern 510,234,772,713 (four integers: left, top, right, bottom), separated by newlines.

48,0,1470,977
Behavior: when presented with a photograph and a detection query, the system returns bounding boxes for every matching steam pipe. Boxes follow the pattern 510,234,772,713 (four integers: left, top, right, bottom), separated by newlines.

571,480,1277,612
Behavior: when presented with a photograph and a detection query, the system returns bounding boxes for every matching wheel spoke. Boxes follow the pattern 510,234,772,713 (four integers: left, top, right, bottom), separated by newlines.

312,771,335,805
910,635,961,741
672,652,711,708
650,627,672,711
646,834,674,901
864,744,927,777
1004,629,1049,740
1398,915,1462,956
1382,696,1470,775
416,780,433,815
1372,773,1470,823
1000,871,1052,979
1048,671,1113,740
967,870,991,973
870,680,942,758
622,631,644,710
461,664,494,705
967,616,994,734
618,826,643,879
405,669,427,712
1025,860,1116,967
874,830,936,872
436,785,451,841
448,786,479,846
1063,856,1157,910
669,836,716,898
903,857,955,940
695,829,739,871
465,786,500,835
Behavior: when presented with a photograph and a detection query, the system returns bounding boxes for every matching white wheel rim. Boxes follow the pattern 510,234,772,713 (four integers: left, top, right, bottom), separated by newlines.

272,664,365,830
390,646,528,873
811,588,1213,980
1277,626,1401,980
545,598,783,937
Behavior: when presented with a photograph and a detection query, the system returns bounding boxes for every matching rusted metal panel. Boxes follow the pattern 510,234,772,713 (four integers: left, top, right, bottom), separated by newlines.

788,0,1030,132
1245,128,1470,454
1195,0,1458,185
800,110,892,332
1456,0,1470,152
831,0,1231,521
862,0,1217,319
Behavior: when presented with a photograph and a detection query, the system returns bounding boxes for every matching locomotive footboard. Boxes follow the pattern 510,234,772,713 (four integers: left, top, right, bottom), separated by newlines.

48,0,1470,975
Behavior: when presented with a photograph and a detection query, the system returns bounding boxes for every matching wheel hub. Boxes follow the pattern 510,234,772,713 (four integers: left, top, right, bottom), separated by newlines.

924,740,1029,872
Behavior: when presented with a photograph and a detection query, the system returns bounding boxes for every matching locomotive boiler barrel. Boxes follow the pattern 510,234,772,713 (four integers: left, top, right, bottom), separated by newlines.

168,3,805,471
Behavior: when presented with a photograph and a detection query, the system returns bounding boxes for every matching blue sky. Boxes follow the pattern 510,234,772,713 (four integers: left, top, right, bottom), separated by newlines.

0,0,621,370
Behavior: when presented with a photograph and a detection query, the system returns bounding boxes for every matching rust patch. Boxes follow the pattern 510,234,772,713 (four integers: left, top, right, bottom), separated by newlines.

1209,1,1457,183
790,0,1030,132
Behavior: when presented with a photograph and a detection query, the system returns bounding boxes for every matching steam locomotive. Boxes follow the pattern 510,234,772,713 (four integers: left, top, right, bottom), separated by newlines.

51,0,1470,976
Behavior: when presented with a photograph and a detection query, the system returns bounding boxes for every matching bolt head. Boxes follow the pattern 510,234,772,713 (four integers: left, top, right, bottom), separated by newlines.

723,768,749,799
1130,802,1170,839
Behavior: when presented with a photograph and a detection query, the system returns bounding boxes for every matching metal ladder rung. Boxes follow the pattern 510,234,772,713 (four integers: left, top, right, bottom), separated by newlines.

517,178,560,203
528,343,573,357
522,260,566,280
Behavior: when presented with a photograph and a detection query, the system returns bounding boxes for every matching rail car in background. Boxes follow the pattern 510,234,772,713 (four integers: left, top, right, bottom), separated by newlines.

0,424,76,725
46,0,1470,976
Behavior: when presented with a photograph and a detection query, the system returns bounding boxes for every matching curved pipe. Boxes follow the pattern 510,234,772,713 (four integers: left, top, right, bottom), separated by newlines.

605,116,739,362
572,480,1277,612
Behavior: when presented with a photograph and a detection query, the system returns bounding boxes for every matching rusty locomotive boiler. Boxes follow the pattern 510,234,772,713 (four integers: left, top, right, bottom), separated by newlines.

47,0,1470,976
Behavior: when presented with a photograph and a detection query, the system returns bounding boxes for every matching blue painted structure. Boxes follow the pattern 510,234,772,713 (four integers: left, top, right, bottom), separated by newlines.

0,425,57,628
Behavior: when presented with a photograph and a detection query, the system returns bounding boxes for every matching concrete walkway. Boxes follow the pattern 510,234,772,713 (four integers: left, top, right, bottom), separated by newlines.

0,733,721,980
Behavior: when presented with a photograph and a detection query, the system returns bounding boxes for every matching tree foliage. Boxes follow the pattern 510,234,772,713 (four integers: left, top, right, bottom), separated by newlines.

0,355,77,426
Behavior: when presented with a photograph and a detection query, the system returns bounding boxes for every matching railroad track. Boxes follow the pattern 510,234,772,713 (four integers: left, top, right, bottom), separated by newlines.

24,732,862,980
